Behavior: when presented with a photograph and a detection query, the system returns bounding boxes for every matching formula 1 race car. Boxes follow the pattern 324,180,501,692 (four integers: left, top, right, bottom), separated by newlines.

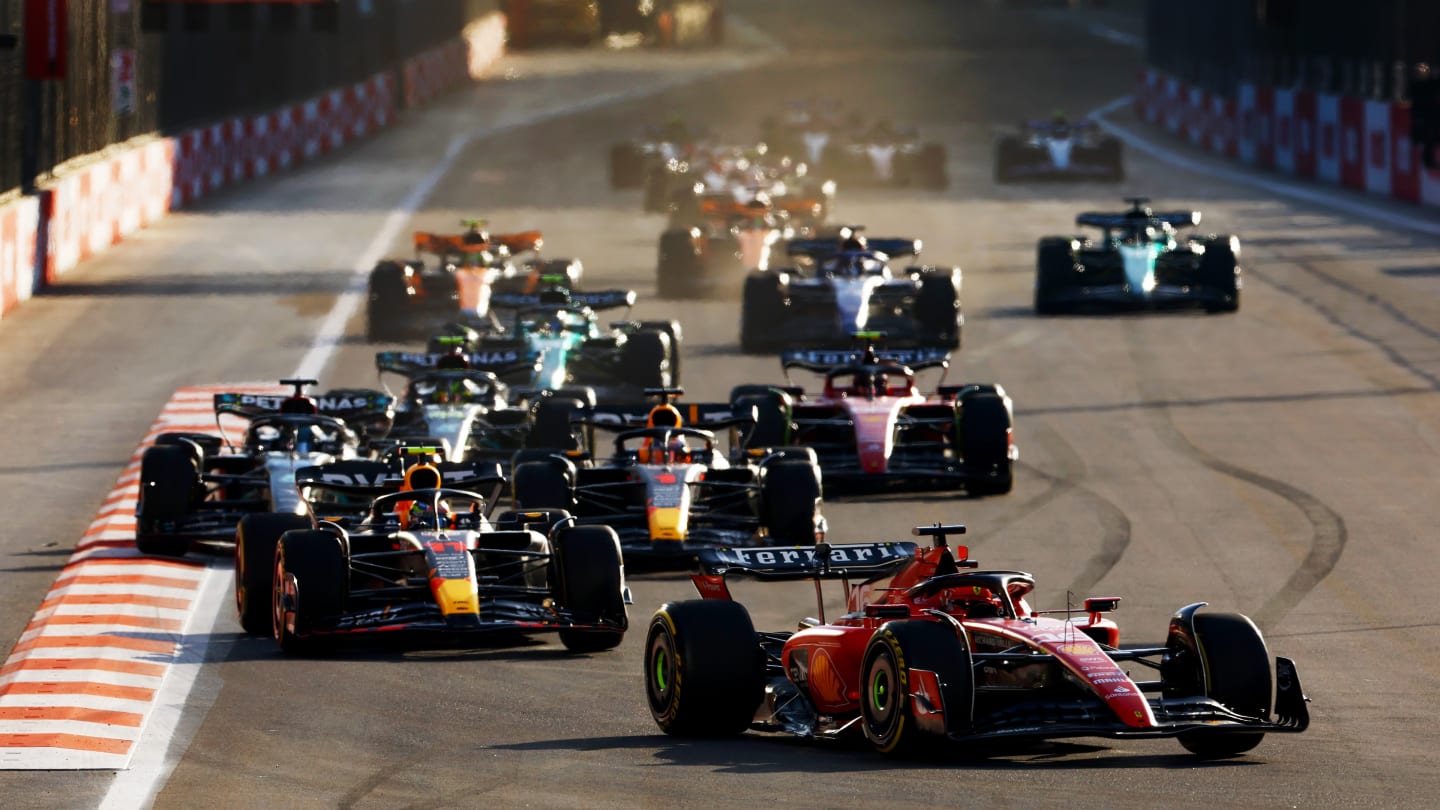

644,145,834,221
135,379,394,557
994,117,1124,182
240,454,629,653
366,221,583,341
376,347,534,464
435,280,682,401
740,229,962,352
644,524,1310,757
509,389,826,564
658,194,819,299
761,104,948,190
746,340,1015,495
1035,198,1241,314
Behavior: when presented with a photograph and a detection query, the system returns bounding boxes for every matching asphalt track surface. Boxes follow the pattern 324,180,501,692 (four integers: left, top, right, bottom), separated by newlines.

3,1,1440,806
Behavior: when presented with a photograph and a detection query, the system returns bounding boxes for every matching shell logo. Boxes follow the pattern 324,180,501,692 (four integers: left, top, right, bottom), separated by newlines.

808,648,849,708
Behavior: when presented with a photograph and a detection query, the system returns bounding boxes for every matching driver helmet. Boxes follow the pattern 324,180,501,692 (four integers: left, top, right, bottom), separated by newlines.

397,463,449,529
840,232,868,253
436,348,470,371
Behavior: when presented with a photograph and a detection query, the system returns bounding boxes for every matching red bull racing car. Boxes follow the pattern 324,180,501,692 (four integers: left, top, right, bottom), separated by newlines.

644,523,1310,757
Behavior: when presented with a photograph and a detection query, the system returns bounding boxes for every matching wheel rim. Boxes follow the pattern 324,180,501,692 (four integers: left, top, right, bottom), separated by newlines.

646,628,677,714
863,649,901,742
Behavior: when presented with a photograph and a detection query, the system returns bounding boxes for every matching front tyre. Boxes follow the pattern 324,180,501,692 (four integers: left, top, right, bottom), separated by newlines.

553,526,628,653
1176,611,1272,757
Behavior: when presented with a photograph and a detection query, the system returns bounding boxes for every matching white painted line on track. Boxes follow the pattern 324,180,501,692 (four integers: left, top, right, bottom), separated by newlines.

97,565,228,810
1089,95,1440,239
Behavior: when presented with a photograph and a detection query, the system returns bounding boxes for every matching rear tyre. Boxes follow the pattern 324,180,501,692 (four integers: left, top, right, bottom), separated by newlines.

861,620,974,755
1177,612,1272,757
610,144,645,189
553,525,628,652
620,330,672,389
1200,235,1241,313
135,445,200,558
235,514,314,635
740,274,787,354
917,143,948,190
960,392,1013,495
273,532,348,656
1035,238,1077,315
761,459,823,543
512,460,576,511
916,273,961,349
730,387,792,449
1098,137,1126,181
366,261,409,342
657,229,702,299
645,600,765,736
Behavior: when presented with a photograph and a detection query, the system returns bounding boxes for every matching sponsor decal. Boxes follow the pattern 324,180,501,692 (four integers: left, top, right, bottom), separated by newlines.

730,545,885,566
1056,642,1097,655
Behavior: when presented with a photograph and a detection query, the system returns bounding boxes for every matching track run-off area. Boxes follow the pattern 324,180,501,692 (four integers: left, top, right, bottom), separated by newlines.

1,2,1438,807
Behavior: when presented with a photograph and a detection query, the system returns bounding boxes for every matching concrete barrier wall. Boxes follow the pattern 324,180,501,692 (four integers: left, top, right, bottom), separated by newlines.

1135,68,1440,209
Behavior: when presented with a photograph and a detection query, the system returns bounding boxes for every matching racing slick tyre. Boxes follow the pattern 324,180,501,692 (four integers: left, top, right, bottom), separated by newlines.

366,261,410,342
1035,238,1078,315
1175,611,1272,757
553,526,628,652
642,167,670,213
273,531,348,656
620,330,672,390
636,320,683,384
1199,235,1242,314
153,432,221,467
730,386,793,449
610,144,645,189
1097,137,1125,182
959,392,1013,495
512,460,577,512
916,273,962,349
861,620,974,755
993,136,1021,183
525,395,589,451
760,459,823,543
740,274,787,354
645,600,765,736
235,513,314,635
916,143,949,190
657,229,703,299
135,445,201,557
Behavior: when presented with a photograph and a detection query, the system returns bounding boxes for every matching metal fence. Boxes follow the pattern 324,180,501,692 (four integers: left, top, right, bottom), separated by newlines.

1146,0,1440,99
0,0,495,196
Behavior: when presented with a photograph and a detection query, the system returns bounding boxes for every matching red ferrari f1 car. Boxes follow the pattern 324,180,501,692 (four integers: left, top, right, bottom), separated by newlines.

644,524,1309,757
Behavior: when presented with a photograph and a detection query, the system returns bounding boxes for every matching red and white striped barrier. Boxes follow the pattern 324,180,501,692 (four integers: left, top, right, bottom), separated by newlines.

0,384,280,769
1135,68,1440,209
0,196,39,320
45,140,174,283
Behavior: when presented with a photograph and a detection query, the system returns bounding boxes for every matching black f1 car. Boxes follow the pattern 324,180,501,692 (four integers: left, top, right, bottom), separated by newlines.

644,524,1309,757
235,452,629,653
1035,198,1241,314
995,117,1124,182
740,229,962,353
135,379,394,557
509,389,826,564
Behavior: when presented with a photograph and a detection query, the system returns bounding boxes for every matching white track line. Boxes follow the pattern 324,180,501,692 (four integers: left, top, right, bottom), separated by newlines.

1090,95,1440,239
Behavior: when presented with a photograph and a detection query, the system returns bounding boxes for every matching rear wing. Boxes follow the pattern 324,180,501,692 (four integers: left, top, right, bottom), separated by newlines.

787,237,921,260
413,230,543,257
1076,211,1200,229
696,541,918,581
375,350,534,377
781,347,950,374
581,402,753,429
213,390,394,421
490,289,636,313
294,460,506,499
